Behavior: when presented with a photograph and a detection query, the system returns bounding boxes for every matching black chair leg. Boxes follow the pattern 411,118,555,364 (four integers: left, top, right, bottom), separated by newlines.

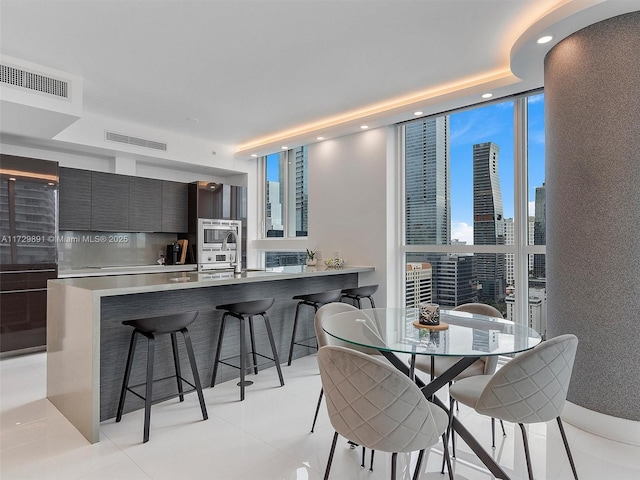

239,316,246,401
288,303,303,365
369,296,376,309
211,314,227,387
181,328,208,421
391,452,397,480
442,433,454,480
361,446,365,468
171,332,184,402
519,423,534,480
500,419,506,436
492,417,496,448
143,335,155,443
116,330,138,422
557,417,579,480
324,431,339,480
311,388,323,432
369,449,374,471
263,313,285,386
248,316,259,375
413,450,425,480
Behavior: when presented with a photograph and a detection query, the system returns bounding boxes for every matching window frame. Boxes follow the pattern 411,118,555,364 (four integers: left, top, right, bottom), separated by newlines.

399,90,546,329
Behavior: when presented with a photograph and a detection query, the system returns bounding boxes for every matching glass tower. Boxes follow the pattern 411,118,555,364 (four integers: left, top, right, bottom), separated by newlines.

473,142,505,302
405,117,450,245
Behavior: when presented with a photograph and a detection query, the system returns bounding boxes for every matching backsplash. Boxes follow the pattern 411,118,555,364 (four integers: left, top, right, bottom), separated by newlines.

57,231,180,269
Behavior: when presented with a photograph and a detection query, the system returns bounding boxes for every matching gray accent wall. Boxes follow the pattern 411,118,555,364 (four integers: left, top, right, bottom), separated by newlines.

545,11,640,421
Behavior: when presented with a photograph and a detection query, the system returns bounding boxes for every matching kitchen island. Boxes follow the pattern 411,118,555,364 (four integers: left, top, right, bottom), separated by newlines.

47,265,375,443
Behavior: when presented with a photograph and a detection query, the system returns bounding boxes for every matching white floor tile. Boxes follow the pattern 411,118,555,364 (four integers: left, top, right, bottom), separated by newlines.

1,352,638,480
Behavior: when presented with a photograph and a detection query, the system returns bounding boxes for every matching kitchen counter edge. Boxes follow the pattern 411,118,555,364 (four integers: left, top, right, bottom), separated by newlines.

49,266,375,297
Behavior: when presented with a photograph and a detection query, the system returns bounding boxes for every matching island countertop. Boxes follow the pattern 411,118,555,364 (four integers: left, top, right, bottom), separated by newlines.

49,265,375,296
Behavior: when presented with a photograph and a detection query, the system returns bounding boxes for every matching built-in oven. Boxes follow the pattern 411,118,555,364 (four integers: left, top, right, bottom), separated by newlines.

197,218,242,272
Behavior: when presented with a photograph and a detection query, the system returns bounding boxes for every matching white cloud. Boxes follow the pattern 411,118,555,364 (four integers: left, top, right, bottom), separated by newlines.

451,221,474,245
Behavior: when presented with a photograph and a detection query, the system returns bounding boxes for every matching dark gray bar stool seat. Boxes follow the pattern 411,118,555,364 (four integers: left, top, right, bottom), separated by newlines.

340,284,378,309
287,289,343,365
116,311,208,443
211,298,284,401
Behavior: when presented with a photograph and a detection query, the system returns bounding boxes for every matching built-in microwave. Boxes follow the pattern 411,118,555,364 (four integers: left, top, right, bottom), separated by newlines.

198,218,242,271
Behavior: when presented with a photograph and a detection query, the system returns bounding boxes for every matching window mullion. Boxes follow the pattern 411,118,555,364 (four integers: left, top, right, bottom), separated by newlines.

514,97,529,329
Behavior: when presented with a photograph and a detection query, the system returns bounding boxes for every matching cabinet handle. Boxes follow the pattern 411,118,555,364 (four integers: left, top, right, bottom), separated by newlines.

0,288,49,294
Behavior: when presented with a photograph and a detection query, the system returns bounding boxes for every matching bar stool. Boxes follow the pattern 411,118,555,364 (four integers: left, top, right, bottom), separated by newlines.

340,284,378,309
287,289,343,365
116,311,208,443
210,298,284,401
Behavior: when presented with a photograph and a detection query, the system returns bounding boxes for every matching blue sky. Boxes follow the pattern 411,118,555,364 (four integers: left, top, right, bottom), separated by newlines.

449,94,545,243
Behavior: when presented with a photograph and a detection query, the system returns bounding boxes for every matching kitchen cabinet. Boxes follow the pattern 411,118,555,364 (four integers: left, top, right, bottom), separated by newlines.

91,172,130,231
59,168,189,233
0,266,56,353
161,180,188,232
129,177,162,232
59,168,92,231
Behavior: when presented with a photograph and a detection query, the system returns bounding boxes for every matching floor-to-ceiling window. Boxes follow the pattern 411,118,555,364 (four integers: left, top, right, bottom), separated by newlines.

402,91,546,333
260,146,310,266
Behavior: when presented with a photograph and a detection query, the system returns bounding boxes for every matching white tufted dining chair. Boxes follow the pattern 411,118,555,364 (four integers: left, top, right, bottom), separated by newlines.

318,345,453,480
449,334,579,480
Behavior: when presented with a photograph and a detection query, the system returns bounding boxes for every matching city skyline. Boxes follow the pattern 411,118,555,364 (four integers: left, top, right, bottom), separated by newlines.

450,94,545,244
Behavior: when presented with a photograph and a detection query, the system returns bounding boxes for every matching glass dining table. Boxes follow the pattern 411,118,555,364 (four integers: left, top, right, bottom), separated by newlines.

322,307,542,480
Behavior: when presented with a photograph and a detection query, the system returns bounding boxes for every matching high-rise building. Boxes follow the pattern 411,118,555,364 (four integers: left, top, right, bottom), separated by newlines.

405,117,450,245
533,183,546,278
266,181,282,236
504,216,535,286
293,146,308,236
405,263,433,308
473,142,505,302
430,254,478,307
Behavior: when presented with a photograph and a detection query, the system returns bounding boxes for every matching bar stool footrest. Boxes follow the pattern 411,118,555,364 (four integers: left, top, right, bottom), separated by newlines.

218,352,280,371
125,375,199,404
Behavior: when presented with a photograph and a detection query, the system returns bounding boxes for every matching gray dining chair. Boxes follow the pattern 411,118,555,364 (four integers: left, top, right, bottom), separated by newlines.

311,302,381,469
318,345,454,480
449,334,579,480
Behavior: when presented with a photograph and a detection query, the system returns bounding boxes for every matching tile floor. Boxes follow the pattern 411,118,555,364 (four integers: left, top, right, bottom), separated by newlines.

1,352,639,479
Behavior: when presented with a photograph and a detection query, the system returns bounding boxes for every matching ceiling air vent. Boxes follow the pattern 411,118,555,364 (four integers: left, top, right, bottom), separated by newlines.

0,63,69,98
105,131,167,151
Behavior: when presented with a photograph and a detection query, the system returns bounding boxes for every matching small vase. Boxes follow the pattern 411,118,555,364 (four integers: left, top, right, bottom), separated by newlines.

306,259,317,266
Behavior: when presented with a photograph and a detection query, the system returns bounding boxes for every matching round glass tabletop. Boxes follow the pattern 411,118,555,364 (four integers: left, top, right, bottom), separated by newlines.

322,307,542,357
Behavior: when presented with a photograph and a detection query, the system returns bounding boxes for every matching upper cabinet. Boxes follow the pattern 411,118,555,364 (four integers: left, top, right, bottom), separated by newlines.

129,177,162,232
161,181,188,233
59,168,92,231
91,172,130,232
59,168,189,233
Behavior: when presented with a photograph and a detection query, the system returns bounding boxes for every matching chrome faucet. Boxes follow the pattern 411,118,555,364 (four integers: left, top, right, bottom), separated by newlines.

222,229,242,273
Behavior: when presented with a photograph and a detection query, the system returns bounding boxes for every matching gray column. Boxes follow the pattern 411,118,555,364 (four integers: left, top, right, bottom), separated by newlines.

545,11,640,421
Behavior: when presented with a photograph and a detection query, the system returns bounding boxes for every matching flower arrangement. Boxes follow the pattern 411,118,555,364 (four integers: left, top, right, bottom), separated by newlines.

306,249,316,260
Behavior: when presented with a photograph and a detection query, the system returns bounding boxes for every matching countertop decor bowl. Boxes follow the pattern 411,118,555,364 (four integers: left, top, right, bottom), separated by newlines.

324,258,345,268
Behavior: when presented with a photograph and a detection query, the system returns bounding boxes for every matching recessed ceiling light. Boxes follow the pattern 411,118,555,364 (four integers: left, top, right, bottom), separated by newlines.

281,146,288,150
316,136,324,140
537,35,553,44
251,154,258,158
414,111,423,116
360,125,369,130
481,93,493,99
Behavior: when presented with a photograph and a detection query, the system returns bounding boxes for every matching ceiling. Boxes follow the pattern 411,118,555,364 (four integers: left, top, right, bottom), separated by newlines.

0,0,633,159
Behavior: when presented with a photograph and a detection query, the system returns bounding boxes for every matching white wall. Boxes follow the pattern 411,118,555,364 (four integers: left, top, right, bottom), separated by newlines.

307,127,396,307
